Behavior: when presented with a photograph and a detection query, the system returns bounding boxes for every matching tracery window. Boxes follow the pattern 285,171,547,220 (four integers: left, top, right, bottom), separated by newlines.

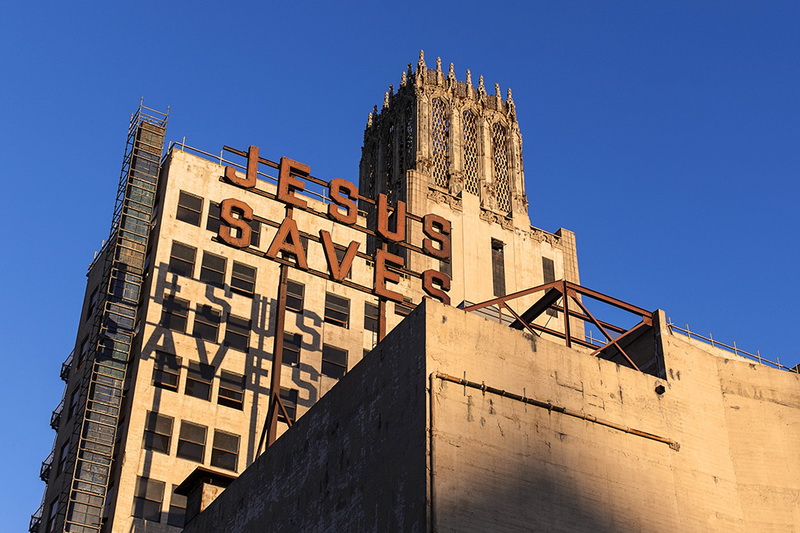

430,98,450,188
492,122,511,212
462,110,479,195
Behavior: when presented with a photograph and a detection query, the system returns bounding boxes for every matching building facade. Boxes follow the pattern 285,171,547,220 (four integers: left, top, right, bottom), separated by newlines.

32,54,583,532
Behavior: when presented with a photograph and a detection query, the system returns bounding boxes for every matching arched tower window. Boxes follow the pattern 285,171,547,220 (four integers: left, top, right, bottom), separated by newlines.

462,110,479,195
430,98,450,188
492,122,511,212
404,103,414,174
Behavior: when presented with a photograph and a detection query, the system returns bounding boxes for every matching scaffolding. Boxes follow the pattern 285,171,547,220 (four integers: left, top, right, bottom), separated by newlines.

37,102,168,533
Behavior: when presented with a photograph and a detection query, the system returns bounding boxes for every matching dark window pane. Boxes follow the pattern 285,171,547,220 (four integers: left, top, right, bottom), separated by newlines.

168,242,196,277
167,486,187,527
206,202,221,233
322,345,348,379
143,411,173,455
231,262,256,297
278,388,298,423
542,257,558,317
176,191,202,226
364,303,379,332
152,352,181,391
218,370,244,410
210,431,239,471
192,305,221,342
395,302,414,317
200,252,226,288
282,332,301,366
491,239,505,297
177,421,206,463
132,477,164,522
160,297,189,333
185,361,214,401
286,280,304,313
224,315,250,352
249,219,261,247
324,293,350,328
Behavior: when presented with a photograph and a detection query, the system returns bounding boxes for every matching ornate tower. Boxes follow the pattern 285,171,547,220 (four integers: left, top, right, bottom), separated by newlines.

359,51,530,228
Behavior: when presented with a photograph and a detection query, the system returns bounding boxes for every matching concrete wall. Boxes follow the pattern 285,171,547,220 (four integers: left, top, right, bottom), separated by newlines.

182,300,431,533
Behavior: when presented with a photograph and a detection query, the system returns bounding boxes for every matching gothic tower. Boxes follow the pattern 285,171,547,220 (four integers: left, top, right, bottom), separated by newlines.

359,50,530,229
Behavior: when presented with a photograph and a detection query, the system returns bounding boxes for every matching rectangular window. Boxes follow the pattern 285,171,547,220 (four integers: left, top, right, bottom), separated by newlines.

395,302,414,317
152,352,181,392
78,336,90,367
249,219,261,247
193,305,221,342
168,242,196,278
199,252,226,288
491,239,506,297
542,257,558,317
322,345,348,379
160,297,189,333
185,361,214,401
143,411,173,455
364,302,379,333
67,388,80,420
286,280,304,313
210,430,240,472
86,288,99,321
47,499,59,533
176,191,202,226
440,258,452,279
132,477,165,522
231,262,256,297
167,486,187,528
324,293,350,328
218,370,245,410
176,421,206,463
278,388,298,423
58,440,70,474
282,332,301,366
224,315,250,352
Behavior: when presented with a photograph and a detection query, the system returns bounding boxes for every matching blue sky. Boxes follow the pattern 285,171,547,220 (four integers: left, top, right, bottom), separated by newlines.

2,1,798,528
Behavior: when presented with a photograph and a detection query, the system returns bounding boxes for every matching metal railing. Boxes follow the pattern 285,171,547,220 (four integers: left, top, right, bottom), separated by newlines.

666,320,797,373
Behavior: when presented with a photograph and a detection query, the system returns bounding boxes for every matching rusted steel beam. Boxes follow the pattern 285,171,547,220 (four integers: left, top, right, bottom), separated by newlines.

501,303,540,338
566,281,652,318
461,281,563,312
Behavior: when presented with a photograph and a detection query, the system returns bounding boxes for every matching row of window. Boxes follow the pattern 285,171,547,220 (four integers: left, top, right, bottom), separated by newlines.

160,297,251,350
142,411,240,471
282,334,349,380
177,192,261,247
133,477,186,526
153,352,244,410
168,241,257,297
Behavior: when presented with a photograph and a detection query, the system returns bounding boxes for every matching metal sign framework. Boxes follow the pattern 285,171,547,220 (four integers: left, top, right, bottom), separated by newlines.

462,280,655,373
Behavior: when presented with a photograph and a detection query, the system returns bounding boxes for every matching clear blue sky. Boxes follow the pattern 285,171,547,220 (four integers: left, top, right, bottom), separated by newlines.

2,1,798,528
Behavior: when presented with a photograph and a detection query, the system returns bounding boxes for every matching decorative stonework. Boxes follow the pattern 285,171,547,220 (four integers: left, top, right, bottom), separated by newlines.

529,227,560,246
480,209,513,230
427,188,463,211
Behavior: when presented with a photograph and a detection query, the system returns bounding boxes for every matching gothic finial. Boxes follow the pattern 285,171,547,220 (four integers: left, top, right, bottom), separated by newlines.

436,57,442,72
507,87,513,102
401,71,407,86
383,92,390,109
448,62,456,81
478,75,486,96
367,112,373,127
418,50,426,71
389,84,394,97
494,83,501,96
466,69,473,87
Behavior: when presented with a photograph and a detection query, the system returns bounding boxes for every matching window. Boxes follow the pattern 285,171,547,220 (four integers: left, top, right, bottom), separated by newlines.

210,430,240,472
133,477,165,522
231,262,256,297
334,247,352,279
176,191,202,226
440,258,452,279
167,486,187,528
86,287,99,321
542,257,558,317
143,411,173,455
168,242,196,277
160,297,189,333
224,315,250,352
278,388,298,423
185,361,214,401
324,293,350,328
322,345,348,379
199,252,226,288
193,305,221,342
282,332,301,366
58,440,70,474
176,421,206,463
395,302,414,317
208,202,260,246
47,499,59,533
218,370,244,410
152,352,181,391
78,335,90,367
491,239,506,297
364,302,379,333
67,388,80,420
286,280,304,313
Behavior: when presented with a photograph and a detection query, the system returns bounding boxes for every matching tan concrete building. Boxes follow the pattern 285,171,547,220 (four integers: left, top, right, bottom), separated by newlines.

32,55,585,532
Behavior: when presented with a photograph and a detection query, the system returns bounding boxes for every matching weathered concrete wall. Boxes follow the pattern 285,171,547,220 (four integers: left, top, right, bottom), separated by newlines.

182,301,430,533
425,302,800,532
